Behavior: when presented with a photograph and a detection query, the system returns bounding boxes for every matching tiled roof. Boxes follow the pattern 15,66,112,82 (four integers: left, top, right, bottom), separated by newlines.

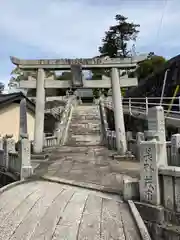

0,92,35,112
0,92,66,121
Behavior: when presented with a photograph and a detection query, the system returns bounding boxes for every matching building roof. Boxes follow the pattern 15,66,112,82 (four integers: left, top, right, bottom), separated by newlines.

0,92,67,121
0,92,35,112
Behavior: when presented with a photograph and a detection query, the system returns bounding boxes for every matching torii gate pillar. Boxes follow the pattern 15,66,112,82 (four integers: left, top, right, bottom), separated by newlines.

33,68,45,153
111,68,127,154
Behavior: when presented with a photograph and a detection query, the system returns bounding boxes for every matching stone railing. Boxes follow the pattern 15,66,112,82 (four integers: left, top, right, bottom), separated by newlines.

44,136,58,148
165,134,180,166
105,128,180,166
106,130,136,153
100,99,180,166
106,130,116,150
43,95,77,148
0,135,33,180
159,166,180,212
122,106,180,239
8,152,20,174
100,100,143,158
130,165,180,240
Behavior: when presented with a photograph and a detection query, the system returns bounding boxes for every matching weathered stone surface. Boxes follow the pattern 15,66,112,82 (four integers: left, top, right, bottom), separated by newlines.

171,134,180,166
139,141,161,205
34,104,140,194
135,201,164,224
19,98,28,139
123,177,139,200
147,106,167,166
0,181,142,239
20,138,33,179
3,136,16,169
163,175,174,211
175,178,180,212
145,220,180,240
0,135,3,150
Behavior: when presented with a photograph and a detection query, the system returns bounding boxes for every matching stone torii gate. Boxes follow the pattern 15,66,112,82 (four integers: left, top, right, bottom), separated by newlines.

10,55,147,154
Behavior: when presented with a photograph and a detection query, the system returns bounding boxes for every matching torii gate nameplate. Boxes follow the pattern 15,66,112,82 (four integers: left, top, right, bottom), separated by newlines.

71,64,83,88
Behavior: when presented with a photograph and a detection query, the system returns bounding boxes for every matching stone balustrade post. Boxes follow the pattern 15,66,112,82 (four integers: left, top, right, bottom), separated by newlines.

112,131,116,149
136,132,145,160
0,135,4,167
170,134,180,166
54,124,63,144
146,106,167,166
0,135,3,150
139,139,162,205
139,106,168,206
126,131,132,141
109,131,113,149
126,131,132,151
99,102,108,145
3,135,15,169
19,136,33,179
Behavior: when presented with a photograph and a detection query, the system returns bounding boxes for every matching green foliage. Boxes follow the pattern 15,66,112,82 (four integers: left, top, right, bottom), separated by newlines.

93,89,100,98
99,14,140,58
136,53,166,80
91,14,140,98
10,67,25,83
102,88,108,97
91,69,107,80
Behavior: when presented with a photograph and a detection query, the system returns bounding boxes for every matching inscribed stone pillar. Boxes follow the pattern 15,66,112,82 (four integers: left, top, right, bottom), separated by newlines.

20,137,33,179
19,98,28,140
139,140,161,205
71,64,83,87
33,68,45,153
147,106,167,166
171,134,180,166
111,68,127,155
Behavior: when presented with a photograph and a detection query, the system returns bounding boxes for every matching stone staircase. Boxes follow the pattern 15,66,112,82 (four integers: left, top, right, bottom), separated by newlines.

34,104,140,194
66,104,101,146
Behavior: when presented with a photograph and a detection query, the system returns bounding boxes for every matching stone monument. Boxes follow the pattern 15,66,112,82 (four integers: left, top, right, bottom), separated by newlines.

140,106,167,205
18,98,33,179
19,98,28,139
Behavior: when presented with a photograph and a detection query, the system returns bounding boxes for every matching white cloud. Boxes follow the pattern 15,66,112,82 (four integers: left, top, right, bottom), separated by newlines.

0,0,179,59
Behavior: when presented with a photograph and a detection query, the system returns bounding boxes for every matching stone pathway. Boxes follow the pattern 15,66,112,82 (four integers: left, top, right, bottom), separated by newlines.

0,104,143,240
0,181,141,239
34,104,140,194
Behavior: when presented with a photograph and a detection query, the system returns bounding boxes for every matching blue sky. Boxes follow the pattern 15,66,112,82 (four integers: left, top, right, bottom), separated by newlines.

0,0,179,88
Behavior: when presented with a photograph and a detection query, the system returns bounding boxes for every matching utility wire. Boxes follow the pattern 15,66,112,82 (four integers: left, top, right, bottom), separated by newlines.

155,0,169,48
